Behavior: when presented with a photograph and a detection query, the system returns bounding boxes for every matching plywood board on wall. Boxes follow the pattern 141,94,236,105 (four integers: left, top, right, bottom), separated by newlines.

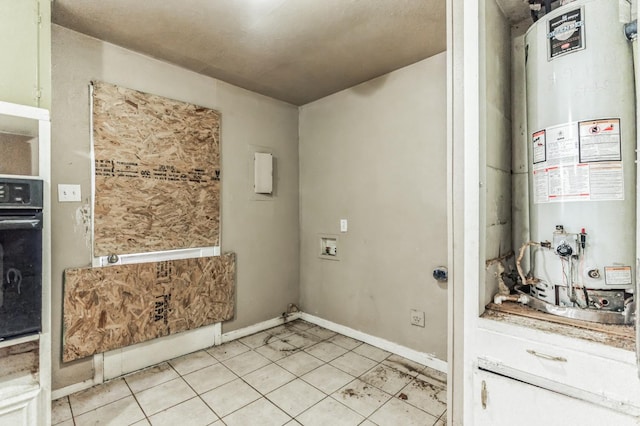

0,341,39,380
92,81,221,256
62,253,235,362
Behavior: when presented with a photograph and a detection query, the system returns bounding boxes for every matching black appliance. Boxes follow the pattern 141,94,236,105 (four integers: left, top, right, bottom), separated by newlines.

0,177,43,341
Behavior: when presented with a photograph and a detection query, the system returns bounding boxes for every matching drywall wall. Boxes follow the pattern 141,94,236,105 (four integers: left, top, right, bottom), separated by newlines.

480,0,513,310
51,25,299,390
511,21,531,272
298,53,448,361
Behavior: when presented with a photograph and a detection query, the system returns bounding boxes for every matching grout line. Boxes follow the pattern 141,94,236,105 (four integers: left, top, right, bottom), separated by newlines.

56,396,74,426
65,395,77,424
434,409,447,425
290,394,331,422
71,394,139,423
122,373,151,424
167,358,227,423
61,320,445,425
251,323,341,421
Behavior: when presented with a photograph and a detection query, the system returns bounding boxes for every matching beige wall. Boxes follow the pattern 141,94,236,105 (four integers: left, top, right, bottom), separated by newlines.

51,25,299,389
298,53,448,361
480,0,513,309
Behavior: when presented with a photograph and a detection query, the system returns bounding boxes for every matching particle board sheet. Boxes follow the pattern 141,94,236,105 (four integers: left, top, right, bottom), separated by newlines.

92,81,221,256
483,302,635,351
62,253,235,362
0,341,39,379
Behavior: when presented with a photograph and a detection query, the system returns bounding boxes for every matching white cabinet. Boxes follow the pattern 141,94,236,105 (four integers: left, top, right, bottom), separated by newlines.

474,323,640,410
473,369,639,426
448,1,640,424
0,0,38,106
472,320,640,424
0,386,40,426
0,102,51,425
0,0,50,109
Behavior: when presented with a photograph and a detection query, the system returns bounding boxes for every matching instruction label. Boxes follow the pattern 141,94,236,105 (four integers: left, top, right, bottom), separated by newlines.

604,266,632,285
579,119,621,162
532,120,624,203
540,122,579,166
532,130,546,164
548,7,585,60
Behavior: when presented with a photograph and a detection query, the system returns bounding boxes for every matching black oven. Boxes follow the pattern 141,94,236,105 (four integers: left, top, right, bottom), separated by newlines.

0,178,43,341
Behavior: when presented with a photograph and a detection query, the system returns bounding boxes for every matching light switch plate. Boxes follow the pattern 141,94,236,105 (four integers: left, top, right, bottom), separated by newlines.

58,184,81,202
340,219,348,233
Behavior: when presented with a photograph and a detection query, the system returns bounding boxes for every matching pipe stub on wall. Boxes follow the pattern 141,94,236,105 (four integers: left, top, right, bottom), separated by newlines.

433,266,448,283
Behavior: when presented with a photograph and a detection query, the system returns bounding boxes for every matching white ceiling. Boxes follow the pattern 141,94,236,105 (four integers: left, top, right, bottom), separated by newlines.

52,1,533,105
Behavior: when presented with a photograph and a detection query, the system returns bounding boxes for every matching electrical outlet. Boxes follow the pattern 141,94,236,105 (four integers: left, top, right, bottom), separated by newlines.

410,309,425,327
58,184,82,202
340,219,348,232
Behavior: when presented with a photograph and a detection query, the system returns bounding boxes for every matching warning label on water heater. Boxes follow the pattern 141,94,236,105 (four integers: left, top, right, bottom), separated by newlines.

547,7,585,60
604,266,632,286
579,119,622,163
532,120,624,204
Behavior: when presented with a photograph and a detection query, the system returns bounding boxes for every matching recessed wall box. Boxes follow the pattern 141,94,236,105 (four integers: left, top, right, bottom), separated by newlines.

319,234,340,261
254,152,273,194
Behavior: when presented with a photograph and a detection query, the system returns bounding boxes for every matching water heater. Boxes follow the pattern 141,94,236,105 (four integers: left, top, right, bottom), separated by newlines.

524,0,636,323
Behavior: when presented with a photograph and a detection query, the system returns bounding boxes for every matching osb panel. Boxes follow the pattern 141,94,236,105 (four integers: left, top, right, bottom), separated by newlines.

92,81,220,256
62,253,235,362
0,341,39,379
483,303,634,351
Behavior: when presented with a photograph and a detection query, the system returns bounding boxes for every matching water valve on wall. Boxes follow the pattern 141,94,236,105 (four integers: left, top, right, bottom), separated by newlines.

433,266,448,282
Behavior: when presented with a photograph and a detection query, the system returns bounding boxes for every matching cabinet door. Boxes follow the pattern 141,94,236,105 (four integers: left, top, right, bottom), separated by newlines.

0,0,39,106
0,387,39,426
473,369,640,426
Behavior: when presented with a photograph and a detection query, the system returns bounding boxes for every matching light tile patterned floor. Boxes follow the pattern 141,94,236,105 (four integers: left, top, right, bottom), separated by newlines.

52,320,447,426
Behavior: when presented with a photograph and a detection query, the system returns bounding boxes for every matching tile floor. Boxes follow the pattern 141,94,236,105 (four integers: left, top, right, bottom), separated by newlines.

52,320,447,426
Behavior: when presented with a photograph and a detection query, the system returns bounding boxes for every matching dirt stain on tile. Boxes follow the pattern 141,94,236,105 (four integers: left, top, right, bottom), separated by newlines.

412,377,446,404
385,358,422,375
342,388,359,398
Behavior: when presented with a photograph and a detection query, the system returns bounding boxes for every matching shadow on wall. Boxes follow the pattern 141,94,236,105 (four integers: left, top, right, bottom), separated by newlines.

349,74,391,97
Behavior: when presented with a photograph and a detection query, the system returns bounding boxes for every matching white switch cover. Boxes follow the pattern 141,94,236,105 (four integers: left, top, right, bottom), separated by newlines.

340,219,348,233
58,184,81,202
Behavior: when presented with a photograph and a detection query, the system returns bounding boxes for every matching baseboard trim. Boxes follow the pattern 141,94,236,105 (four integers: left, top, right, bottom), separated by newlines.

52,311,446,399
51,378,98,400
53,322,224,399
221,313,301,343
298,313,448,373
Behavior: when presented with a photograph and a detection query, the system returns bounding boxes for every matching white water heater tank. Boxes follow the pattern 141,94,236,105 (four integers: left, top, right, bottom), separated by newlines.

525,0,636,311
